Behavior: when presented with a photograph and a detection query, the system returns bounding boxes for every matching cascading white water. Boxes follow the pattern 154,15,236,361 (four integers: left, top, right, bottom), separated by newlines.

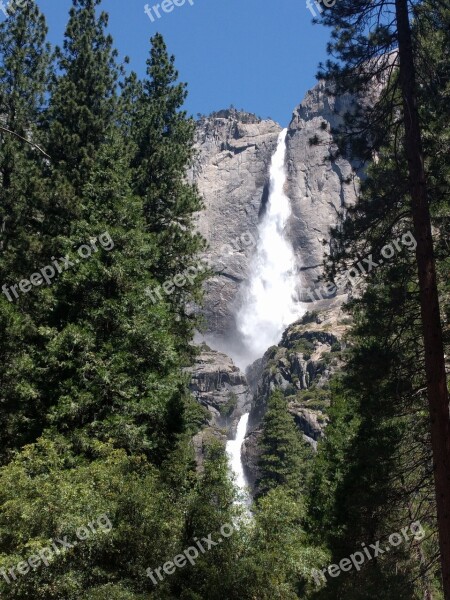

226,413,250,504
235,128,305,367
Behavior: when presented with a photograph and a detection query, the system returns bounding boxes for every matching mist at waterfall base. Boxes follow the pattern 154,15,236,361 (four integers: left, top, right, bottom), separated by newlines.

232,129,305,369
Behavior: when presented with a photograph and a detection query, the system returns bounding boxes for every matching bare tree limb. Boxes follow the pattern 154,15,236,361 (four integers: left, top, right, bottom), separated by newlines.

0,125,50,160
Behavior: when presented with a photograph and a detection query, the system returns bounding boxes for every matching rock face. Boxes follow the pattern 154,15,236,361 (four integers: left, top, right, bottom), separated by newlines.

246,303,346,436
191,89,364,344
186,344,252,437
190,109,281,342
188,86,367,481
241,301,351,486
285,81,362,295
241,428,262,489
186,344,253,470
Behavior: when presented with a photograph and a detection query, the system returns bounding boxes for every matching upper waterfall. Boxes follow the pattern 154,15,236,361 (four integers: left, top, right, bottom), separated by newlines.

235,129,305,367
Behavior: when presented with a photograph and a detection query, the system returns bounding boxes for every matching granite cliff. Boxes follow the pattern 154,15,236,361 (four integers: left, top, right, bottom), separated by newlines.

190,109,281,341
191,83,362,348
187,82,363,474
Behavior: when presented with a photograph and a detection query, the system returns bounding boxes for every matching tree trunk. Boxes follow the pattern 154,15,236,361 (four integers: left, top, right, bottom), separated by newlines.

395,0,450,596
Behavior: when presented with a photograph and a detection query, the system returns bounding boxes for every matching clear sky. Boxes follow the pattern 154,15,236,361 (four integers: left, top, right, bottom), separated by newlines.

32,0,332,126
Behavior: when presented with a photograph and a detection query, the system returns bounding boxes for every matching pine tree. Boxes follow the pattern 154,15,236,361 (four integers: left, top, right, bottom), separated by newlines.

0,0,49,254
305,5,450,596
41,129,185,459
256,390,312,499
124,34,206,357
306,319,432,598
173,439,240,600
246,486,322,600
45,0,119,198
0,0,52,460
19,0,194,460
315,0,450,593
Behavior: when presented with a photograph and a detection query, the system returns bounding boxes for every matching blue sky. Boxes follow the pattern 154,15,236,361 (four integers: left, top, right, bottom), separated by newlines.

32,0,331,126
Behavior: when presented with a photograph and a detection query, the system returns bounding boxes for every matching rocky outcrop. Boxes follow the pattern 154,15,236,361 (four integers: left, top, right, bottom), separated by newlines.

241,428,262,488
246,301,347,430
242,301,351,485
192,427,228,473
186,343,252,437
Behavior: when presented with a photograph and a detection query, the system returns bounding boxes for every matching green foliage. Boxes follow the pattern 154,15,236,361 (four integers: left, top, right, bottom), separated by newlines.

0,437,187,598
294,386,330,412
46,0,120,195
123,34,206,359
303,4,450,597
256,391,313,499
300,311,320,325
0,0,51,461
0,2,233,598
168,439,247,600
232,488,328,600
219,393,238,418
292,338,315,358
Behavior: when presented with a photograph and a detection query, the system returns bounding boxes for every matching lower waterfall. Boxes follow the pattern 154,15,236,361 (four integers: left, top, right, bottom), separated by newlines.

226,413,250,505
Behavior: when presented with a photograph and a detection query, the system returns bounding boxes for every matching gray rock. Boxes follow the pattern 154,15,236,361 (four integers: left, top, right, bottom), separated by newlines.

186,343,252,438
190,86,366,346
241,428,262,489
192,428,228,473
190,109,281,343
288,404,327,444
285,80,363,295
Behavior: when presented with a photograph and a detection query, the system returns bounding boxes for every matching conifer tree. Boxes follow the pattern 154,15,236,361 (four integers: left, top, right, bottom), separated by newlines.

305,5,450,596
173,439,240,600
316,0,450,593
34,0,192,460
0,0,49,251
45,0,119,198
125,34,206,355
0,0,51,459
256,391,312,499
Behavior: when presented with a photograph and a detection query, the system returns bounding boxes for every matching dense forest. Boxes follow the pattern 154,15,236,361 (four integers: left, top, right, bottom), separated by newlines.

0,0,448,599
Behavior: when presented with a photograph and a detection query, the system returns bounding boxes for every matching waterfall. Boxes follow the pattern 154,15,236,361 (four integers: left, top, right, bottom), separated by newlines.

235,128,305,367
226,412,250,505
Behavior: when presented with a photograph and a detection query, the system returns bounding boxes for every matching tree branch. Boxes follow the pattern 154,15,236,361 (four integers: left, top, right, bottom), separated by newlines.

0,125,51,160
